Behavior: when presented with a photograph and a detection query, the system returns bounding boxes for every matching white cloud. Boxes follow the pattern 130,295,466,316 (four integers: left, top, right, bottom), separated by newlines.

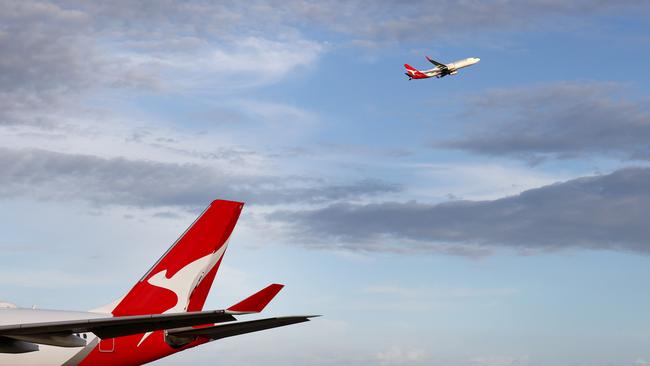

409,162,572,201
376,347,430,365
111,36,324,91
0,269,113,288
469,355,530,366
361,285,518,313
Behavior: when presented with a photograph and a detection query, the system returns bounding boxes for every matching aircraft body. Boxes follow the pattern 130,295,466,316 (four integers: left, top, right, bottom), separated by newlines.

0,200,314,365
404,56,480,80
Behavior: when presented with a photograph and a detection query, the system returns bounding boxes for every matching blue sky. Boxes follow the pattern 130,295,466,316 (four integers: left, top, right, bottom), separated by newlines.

2,1,650,365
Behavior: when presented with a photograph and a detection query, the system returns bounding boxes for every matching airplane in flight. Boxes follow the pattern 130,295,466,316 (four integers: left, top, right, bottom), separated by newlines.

0,200,316,366
404,56,480,80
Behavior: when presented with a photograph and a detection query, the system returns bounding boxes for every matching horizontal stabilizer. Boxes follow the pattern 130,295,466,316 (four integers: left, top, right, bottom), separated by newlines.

227,284,284,314
166,316,316,343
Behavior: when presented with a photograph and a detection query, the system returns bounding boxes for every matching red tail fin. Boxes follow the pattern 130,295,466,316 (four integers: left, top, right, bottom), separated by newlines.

404,63,418,71
110,200,244,316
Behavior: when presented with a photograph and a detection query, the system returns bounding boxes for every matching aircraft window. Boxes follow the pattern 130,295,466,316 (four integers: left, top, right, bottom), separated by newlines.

83,333,87,339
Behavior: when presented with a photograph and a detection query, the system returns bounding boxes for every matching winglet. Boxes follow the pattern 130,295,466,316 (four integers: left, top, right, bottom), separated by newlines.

425,56,445,67
227,284,284,314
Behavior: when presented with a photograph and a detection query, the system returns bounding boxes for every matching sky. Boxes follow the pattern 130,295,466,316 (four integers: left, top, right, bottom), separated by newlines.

1,1,650,365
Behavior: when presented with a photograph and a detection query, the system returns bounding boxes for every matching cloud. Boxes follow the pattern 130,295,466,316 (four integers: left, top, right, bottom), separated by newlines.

438,83,650,163
0,1,98,127
269,167,650,256
0,269,112,288
2,1,644,129
376,347,430,365
72,0,631,47
274,0,649,43
365,285,518,299
0,1,92,92
469,355,530,366
0,0,324,127
0,148,398,209
101,35,324,91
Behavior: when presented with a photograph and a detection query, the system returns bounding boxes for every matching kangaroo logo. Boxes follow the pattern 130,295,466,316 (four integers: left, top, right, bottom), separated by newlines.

136,244,228,347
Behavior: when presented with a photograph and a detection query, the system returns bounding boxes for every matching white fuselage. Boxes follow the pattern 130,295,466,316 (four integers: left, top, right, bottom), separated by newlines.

0,308,104,365
423,57,480,77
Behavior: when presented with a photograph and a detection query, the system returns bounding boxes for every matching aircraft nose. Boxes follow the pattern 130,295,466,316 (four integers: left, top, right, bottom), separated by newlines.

475,57,481,62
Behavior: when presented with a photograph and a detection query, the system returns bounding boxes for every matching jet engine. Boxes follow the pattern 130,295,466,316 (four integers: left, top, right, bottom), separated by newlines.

0,338,39,353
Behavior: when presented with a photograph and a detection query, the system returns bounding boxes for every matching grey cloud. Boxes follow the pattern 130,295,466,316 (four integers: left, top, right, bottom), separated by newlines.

0,1,92,91
56,1,650,45
2,0,646,127
0,1,164,127
438,83,650,163
0,148,399,208
273,0,649,43
0,1,97,126
270,167,650,256
0,0,326,126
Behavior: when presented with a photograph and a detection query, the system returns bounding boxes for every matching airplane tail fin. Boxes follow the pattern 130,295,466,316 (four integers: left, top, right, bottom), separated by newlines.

404,63,418,72
404,64,427,79
107,200,244,316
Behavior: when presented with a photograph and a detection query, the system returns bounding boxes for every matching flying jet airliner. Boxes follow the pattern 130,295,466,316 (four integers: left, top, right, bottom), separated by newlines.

404,56,480,80
0,200,315,365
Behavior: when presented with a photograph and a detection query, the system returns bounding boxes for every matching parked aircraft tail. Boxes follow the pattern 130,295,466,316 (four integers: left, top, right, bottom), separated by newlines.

74,200,314,365
107,200,244,317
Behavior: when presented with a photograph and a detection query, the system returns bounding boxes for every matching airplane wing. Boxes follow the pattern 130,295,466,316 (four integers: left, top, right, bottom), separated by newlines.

0,284,287,347
426,56,447,69
0,310,236,341
165,316,317,346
